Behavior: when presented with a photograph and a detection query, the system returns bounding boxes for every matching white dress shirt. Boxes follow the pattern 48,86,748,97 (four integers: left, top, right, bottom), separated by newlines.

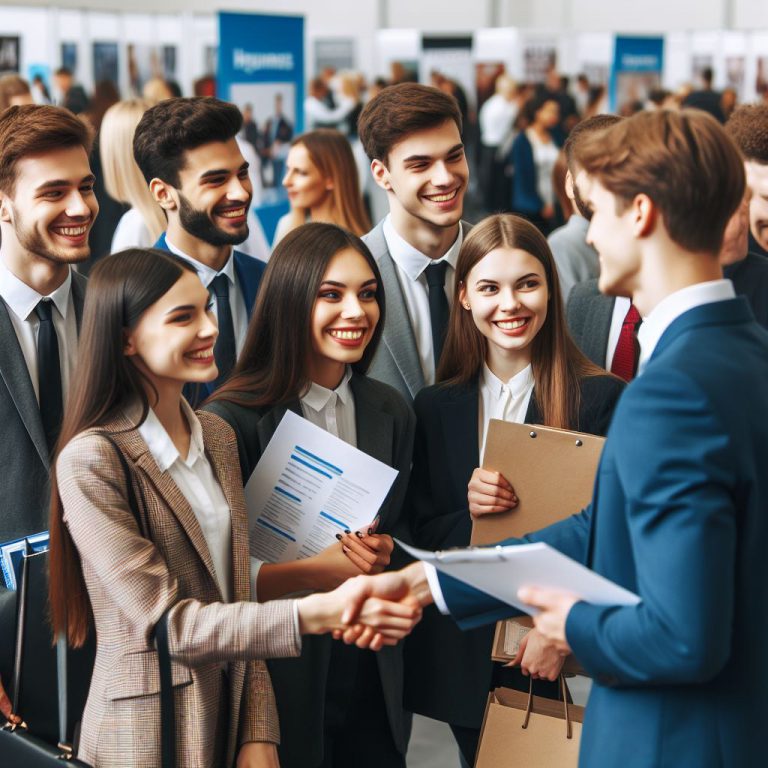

250,366,356,599
165,238,249,355
478,363,535,462
637,279,735,375
138,400,234,603
605,296,632,371
382,215,464,385
479,94,518,147
0,261,78,403
427,278,739,615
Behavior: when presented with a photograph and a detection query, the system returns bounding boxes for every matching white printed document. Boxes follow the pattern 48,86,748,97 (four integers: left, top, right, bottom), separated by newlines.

396,540,641,615
245,411,398,563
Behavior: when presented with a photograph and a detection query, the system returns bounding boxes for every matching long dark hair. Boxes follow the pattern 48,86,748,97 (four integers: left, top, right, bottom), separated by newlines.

211,222,385,408
49,248,198,647
438,214,606,429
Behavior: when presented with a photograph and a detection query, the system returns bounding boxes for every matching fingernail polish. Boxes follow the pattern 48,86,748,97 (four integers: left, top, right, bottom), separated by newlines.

344,529,352,534
355,531,364,539
335,533,343,541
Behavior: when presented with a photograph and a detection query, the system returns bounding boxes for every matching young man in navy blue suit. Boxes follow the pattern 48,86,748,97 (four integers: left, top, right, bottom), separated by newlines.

133,97,266,403
344,110,768,767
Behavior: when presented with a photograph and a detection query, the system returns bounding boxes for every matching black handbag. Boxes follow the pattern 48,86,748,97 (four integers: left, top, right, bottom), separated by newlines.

0,433,177,767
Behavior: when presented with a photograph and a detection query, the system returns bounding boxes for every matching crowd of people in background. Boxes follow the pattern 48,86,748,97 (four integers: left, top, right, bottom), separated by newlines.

0,52,767,768
1,60,765,266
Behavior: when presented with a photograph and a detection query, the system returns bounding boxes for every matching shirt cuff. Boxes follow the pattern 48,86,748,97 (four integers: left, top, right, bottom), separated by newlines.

423,562,450,615
250,556,264,602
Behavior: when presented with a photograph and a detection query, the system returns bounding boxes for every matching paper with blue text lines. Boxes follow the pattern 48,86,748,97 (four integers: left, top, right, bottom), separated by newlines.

245,411,398,563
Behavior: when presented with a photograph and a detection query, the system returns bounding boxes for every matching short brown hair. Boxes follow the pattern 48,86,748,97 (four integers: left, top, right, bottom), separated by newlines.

725,104,768,164
574,109,745,255
0,74,31,111
358,83,462,163
563,114,622,174
133,97,242,187
0,104,94,195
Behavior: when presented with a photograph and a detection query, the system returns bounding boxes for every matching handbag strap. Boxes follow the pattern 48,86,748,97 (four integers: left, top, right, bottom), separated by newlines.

98,432,176,768
521,674,574,740
5,543,31,730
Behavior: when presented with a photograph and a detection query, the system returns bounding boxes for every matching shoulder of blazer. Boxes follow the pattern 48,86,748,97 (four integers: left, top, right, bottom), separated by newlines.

351,373,411,416
233,250,267,280
576,374,625,436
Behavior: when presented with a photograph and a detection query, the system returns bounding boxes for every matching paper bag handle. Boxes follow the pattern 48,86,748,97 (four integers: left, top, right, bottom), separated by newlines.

521,674,573,740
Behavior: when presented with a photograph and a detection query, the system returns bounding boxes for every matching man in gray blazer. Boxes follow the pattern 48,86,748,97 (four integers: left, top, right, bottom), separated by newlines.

358,83,472,403
0,105,95,718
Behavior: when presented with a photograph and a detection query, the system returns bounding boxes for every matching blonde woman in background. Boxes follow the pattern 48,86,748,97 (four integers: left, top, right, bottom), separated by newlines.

100,99,166,252
273,128,371,245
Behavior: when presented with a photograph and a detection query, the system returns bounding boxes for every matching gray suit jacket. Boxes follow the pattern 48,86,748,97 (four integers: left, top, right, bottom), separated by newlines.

362,219,471,403
204,374,415,767
566,277,614,368
0,270,87,542
547,214,600,303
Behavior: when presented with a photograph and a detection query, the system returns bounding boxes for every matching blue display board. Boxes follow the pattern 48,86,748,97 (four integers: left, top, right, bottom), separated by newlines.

610,36,664,113
217,12,304,243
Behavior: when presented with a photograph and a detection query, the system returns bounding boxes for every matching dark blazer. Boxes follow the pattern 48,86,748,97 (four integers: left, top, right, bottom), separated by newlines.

362,219,472,404
436,298,768,767
509,129,563,216
0,270,86,693
154,232,266,402
566,278,614,368
724,252,768,328
0,270,87,542
404,372,624,728
204,374,415,768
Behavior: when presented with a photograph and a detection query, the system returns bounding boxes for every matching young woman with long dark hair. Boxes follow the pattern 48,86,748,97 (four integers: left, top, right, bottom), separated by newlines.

47,247,417,768
205,222,415,768
403,214,624,766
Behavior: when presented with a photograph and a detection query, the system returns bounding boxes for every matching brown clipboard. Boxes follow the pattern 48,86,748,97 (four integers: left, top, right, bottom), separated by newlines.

470,419,604,546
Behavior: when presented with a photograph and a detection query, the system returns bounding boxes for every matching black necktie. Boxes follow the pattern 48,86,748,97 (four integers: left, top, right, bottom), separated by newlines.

210,274,237,385
425,261,450,368
35,298,63,453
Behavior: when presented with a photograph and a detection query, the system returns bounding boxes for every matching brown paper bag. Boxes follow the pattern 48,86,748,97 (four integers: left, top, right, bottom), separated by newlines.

475,679,583,768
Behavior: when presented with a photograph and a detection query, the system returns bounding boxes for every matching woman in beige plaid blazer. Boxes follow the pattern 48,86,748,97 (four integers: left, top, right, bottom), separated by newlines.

47,249,420,768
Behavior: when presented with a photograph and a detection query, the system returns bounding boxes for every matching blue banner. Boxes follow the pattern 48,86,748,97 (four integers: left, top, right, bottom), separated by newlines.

610,36,664,113
217,12,304,243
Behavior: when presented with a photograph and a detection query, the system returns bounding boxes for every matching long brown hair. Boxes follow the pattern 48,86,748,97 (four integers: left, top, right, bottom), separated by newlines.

210,222,384,409
290,129,371,236
438,214,606,429
49,248,198,647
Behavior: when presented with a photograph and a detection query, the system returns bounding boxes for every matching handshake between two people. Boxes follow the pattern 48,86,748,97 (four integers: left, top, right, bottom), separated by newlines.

295,562,432,651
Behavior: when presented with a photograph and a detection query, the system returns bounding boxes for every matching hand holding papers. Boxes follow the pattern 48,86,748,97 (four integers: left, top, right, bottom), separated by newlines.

396,539,640,617
245,411,398,563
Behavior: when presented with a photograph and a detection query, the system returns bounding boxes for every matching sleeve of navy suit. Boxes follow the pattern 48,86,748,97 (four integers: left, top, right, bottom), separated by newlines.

565,368,736,686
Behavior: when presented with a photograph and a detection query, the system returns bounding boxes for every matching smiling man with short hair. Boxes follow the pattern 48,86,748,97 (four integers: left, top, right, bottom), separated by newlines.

0,104,96,721
358,83,470,403
133,97,267,400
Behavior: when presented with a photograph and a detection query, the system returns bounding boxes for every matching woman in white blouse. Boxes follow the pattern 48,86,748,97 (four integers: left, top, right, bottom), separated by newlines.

47,248,416,768
205,223,415,768
403,213,624,767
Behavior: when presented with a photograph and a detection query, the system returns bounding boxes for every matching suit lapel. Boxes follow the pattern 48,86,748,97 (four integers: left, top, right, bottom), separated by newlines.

0,300,49,468
71,271,87,331
438,382,479,498
585,291,614,367
199,414,249,603
113,414,223,599
376,250,425,399
232,251,258,315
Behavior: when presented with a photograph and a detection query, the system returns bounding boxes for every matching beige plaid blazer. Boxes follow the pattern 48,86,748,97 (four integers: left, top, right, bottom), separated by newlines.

56,410,301,768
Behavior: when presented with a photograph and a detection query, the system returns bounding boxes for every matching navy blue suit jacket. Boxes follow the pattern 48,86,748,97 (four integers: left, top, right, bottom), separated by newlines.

154,233,266,402
437,298,768,767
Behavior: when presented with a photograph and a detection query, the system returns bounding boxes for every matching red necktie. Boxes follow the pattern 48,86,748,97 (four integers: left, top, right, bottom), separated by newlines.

611,303,642,382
